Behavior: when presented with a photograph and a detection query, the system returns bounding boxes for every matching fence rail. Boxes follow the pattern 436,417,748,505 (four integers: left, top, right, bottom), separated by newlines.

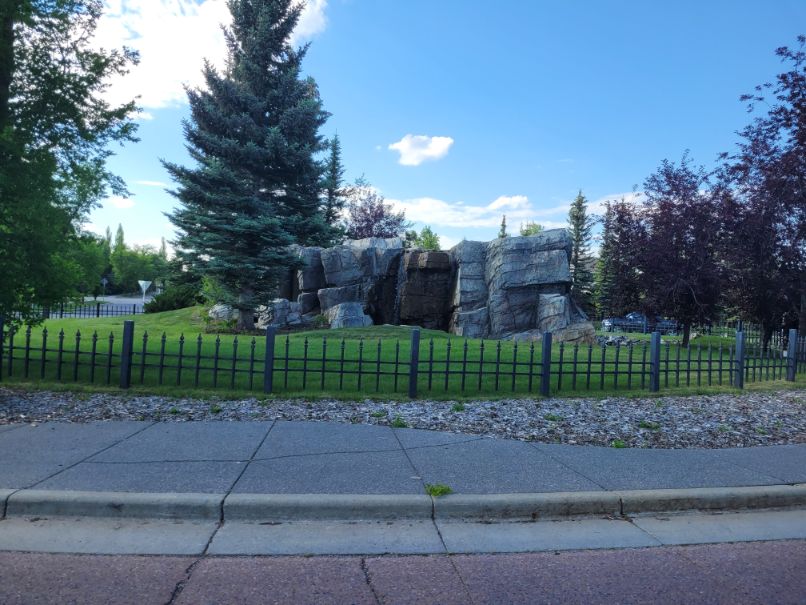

15,303,143,320
0,319,803,397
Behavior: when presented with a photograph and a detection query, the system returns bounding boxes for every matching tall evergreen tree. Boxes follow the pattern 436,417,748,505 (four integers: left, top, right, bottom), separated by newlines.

165,0,333,330
322,133,346,234
594,200,643,317
567,191,595,313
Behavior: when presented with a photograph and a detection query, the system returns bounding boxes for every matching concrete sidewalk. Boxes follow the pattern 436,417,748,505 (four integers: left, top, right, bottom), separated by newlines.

0,420,804,496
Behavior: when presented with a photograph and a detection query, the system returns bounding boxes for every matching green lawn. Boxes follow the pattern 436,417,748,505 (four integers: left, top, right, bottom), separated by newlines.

0,307,800,400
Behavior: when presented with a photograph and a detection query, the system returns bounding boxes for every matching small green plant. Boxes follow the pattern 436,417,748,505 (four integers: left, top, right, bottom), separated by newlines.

168,407,180,415
210,403,223,414
755,426,768,435
611,439,627,449
370,410,386,418
451,402,466,412
543,413,563,422
311,314,328,328
390,415,408,428
425,483,453,497
718,424,731,433
638,420,661,431
654,400,664,409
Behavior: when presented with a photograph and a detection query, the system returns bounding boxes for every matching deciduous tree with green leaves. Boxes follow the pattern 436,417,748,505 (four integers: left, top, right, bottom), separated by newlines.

165,0,334,330
0,0,138,322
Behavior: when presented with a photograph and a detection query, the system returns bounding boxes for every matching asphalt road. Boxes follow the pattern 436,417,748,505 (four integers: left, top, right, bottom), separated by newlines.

1,541,804,604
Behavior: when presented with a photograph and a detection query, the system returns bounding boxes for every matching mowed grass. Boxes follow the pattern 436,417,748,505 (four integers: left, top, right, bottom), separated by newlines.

0,307,800,400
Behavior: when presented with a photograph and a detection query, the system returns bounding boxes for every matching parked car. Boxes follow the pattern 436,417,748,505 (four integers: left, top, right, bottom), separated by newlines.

601,312,678,334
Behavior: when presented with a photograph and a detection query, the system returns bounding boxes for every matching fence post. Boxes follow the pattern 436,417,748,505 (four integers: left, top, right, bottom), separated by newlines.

408,328,420,398
96,302,101,318
649,331,661,392
734,330,745,389
263,325,276,393
540,331,552,397
119,320,134,389
0,316,4,382
132,304,137,315
787,328,798,382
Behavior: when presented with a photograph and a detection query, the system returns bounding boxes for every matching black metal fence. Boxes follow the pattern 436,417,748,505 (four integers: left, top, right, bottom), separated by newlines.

17,303,142,320
1,319,804,397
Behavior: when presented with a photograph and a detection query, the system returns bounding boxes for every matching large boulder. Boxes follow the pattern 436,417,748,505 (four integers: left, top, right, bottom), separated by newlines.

484,231,573,337
397,250,454,330
449,307,489,338
537,293,571,333
318,284,362,312
324,302,374,329
320,237,403,287
208,303,236,321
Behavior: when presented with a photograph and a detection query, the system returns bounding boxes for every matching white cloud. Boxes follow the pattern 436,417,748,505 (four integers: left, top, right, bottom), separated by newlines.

96,0,328,111
107,196,135,209
135,180,169,188
587,192,644,216
388,194,538,229
388,134,454,166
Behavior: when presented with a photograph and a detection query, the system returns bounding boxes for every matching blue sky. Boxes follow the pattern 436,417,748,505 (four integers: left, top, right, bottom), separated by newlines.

89,0,806,251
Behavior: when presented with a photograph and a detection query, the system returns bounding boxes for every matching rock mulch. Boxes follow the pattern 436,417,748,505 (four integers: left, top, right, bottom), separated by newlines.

0,387,804,449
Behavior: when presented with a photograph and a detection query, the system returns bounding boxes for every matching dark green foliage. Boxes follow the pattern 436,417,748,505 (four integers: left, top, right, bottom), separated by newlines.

498,215,508,238
321,133,347,240
0,0,137,322
144,285,202,313
567,191,594,313
595,199,644,318
165,0,334,330
405,225,441,250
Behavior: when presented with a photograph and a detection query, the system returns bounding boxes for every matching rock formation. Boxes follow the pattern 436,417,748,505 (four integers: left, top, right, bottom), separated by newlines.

229,230,595,343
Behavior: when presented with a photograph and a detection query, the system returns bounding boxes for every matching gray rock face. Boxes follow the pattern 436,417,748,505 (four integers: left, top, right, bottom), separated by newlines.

324,302,374,329
254,230,586,340
398,250,454,330
296,247,325,294
449,307,489,338
318,284,362,312
537,293,571,333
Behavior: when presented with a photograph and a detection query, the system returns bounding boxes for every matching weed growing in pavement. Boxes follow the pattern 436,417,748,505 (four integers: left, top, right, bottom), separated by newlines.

425,483,453,497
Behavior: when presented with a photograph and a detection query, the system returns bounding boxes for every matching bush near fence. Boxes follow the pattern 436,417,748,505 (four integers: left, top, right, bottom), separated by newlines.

1,318,804,398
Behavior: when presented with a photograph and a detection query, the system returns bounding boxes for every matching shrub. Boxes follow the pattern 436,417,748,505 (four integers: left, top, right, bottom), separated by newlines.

144,285,201,313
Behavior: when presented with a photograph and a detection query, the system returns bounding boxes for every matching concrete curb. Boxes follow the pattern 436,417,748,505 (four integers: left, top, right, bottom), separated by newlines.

224,494,433,521
433,492,622,520
2,485,804,522
619,484,806,515
5,490,223,520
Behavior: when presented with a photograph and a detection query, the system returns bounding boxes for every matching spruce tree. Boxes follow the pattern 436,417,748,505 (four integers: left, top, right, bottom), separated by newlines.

498,215,508,238
322,133,346,234
165,0,333,330
567,190,595,313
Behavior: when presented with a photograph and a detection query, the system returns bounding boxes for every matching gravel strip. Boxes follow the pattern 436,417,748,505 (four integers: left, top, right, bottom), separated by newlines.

1,387,804,449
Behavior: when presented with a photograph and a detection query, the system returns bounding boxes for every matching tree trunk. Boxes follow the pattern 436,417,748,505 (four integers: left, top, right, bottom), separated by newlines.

236,308,255,332
235,288,255,332
682,323,691,348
